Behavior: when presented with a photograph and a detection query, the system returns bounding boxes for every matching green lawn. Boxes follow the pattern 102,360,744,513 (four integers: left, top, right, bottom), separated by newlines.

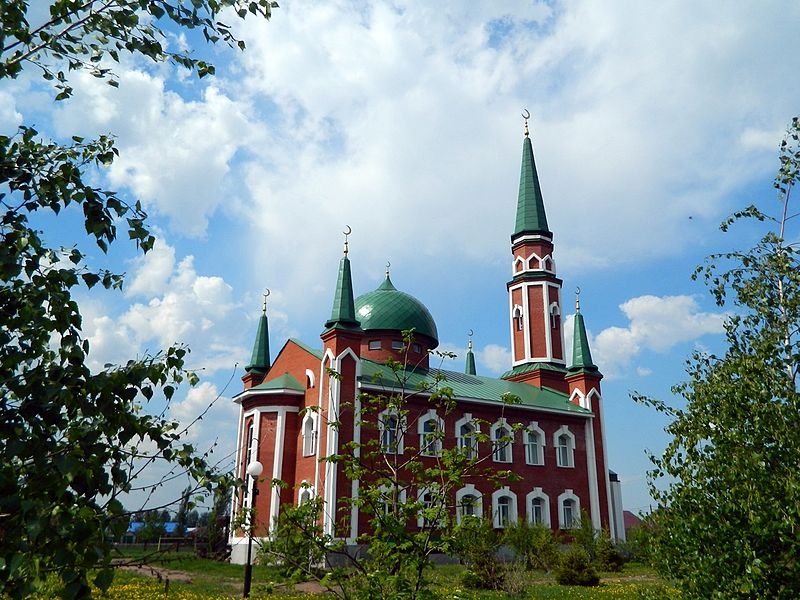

90,553,679,600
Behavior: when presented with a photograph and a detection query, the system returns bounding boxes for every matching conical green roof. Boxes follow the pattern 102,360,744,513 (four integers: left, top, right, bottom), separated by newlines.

245,311,271,375
325,254,360,330
465,349,476,376
514,134,549,237
354,275,438,347
569,307,598,373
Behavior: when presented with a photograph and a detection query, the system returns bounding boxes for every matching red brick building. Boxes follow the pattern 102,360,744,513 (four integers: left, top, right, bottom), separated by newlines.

230,120,624,563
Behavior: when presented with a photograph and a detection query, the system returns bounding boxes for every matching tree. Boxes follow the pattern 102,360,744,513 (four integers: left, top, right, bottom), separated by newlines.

262,331,519,599
0,2,276,598
640,117,800,598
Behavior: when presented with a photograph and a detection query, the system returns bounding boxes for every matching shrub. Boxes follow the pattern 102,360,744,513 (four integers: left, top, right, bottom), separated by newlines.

554,547,600,587
502,519,561,573
449,517,504,590
594,530,625,572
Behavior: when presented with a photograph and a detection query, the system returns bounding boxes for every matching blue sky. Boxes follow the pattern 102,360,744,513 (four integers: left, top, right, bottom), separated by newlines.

5,1,800,515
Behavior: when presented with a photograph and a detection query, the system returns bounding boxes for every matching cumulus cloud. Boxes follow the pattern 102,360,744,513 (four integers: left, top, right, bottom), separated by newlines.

588,295,727,378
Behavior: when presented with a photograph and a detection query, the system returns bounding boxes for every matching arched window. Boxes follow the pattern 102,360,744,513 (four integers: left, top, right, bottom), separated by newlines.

417,486,445,529
549,302,561,329
554,426,575,468
526,488,551,527
513,305,524,331
492,488,518,529
455,484,483,523
379,409,404,454
558,490,581,529
455,414,478,459
524,422,545,465
298,483,314,505
302,412,317,457
418,409,443,457
491,419,513,463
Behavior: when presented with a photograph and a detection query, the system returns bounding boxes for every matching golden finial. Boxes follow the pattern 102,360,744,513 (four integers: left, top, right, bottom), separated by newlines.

575,287,581,312
468,328,474,351
522,109,530,138
343,225,352,256
262,289,270,314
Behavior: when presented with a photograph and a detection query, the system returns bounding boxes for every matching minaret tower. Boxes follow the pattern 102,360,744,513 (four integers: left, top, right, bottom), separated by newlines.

504,113,565,390
242,291,272,389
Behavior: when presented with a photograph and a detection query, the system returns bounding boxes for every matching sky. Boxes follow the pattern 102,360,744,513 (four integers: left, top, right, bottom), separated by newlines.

5,0,800,516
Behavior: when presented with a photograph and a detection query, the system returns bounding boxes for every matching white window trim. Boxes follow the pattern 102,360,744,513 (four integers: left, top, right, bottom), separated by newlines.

491,487,518,529
558,489,581,529
418,409,444,457
455,413,479,459
455,484,483,524
301,412,317,457
298,481,315,505
526,487,551,528
491,418,514,464
416,485,445,528
379,408,405,454
554,425,575,468
524,421,545,466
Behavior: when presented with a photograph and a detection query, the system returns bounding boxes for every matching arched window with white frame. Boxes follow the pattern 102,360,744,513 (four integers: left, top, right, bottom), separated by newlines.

301,412,317,457
526,488,551,527
455,414,478,459
417,485,445,529
524,421,545,465
558,490,580,529
418,409,444,457
491,487,518,529
298,482,314,505
553,425,575,468
379,409,404,454
491,419,513,463
455,484,483,524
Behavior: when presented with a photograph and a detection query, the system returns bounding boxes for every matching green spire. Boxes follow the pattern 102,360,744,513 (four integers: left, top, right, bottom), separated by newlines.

325,231,360,330
569,294,598,373
245,294,271,375
465,332,476,376
513,118,549,237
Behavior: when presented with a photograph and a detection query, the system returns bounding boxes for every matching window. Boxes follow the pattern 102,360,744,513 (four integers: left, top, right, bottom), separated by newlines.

417,486,445,529
380,410,404,454
558,490,581,529
491,419,513,463
491,488,518,529
549,302,560,329
554,426,575,468
524,422,545,465
455,485,483,523
513,305,523,331
526,488,551,527
369,340,381,350
412,343,421,353
298,483,314,505
455,414,478,459
391,340,404,350
378,485,407,516
419,418,441,456
302,413,317,456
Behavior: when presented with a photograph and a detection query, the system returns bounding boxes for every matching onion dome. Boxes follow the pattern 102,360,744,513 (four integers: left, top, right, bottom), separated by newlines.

354,274,439,348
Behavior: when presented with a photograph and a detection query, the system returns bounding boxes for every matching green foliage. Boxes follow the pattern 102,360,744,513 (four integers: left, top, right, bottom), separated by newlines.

502,519,561,573
594,531,625,573
450,517,504,590
554,547,600,587
0,2,275,598
258,494,327,579
639,117,800,599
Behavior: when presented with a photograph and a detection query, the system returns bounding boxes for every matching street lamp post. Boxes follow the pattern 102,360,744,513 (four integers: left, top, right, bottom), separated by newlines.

242,460,263,598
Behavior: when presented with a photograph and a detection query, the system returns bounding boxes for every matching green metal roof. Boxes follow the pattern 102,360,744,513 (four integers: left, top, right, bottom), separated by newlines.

325,254,360,331
569,307,598,373
359,360,588,415
354,275,439,347
514,134,550,237
289,338,324,360
245,312,271,375
250,372,304,393
500,361,567,380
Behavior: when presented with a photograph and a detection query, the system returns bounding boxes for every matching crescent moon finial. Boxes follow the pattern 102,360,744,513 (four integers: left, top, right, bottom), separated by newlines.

575,287,581,312
522,109,530,138
342,225,351,256
467,329,474,351
468,328,474,337
385,260,391,278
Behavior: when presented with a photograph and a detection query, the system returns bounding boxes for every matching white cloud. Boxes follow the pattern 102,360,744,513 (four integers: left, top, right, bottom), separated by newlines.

480,343,513,375
590,295,726,378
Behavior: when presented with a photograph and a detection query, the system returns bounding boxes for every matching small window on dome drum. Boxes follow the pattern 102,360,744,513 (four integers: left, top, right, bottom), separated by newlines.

391,340,404,350
369,340,381,350
412,343,421,353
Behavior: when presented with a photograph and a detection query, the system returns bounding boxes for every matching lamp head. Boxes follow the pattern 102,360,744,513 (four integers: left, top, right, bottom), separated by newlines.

246,460,263,478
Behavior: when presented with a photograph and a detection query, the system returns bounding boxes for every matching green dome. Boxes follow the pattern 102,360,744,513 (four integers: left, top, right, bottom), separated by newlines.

355,275,439,347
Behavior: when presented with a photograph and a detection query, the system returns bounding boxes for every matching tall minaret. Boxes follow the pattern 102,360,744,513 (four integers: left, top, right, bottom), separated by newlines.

504,113,565,389
242,291,272,389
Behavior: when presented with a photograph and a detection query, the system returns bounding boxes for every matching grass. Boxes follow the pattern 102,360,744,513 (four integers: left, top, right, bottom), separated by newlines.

22,554,679,599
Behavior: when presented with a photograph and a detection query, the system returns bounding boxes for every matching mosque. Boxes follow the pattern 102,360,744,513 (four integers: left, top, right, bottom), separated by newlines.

229,118,624,563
